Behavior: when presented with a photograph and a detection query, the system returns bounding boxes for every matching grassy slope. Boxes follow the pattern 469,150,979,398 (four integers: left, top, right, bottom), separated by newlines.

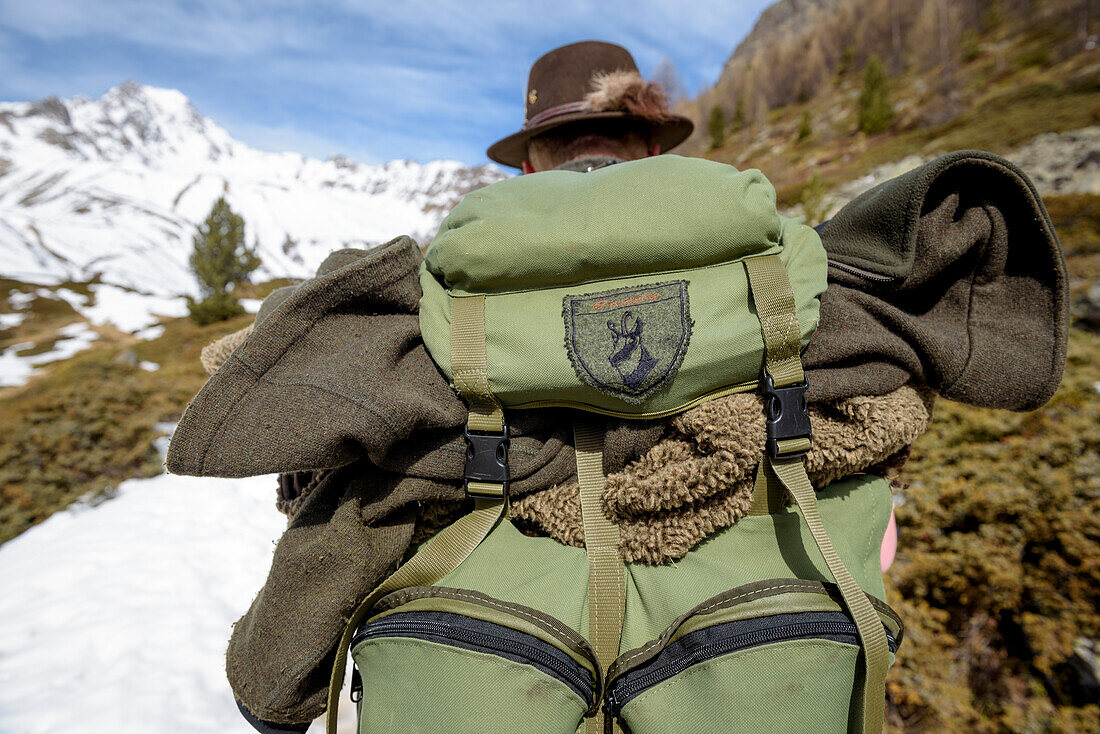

691,26,1100,212
0,284,282,545
0,314,250,544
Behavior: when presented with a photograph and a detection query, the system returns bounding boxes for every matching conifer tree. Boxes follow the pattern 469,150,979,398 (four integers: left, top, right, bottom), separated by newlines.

732,95,746,131
857,55,894,135
799,173,830,227
187,197,261,325
798,109,813,141
708,104,727,150
837,46,856,77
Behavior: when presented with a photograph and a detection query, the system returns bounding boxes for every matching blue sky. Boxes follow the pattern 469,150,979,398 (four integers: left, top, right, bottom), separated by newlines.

0,0,774,166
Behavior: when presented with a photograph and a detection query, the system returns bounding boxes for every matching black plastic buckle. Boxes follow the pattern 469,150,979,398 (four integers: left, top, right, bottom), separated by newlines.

463,422,509,497
763,374,811,459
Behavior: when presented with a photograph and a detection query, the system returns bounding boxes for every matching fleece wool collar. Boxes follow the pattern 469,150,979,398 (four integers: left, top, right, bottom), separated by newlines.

512,386,931,564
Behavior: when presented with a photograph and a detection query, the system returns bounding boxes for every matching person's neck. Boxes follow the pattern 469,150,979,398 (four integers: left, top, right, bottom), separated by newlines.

552,155,623,173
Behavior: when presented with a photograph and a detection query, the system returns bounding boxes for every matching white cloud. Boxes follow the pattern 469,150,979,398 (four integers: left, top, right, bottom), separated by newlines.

218,117,380,164
0,0,317,56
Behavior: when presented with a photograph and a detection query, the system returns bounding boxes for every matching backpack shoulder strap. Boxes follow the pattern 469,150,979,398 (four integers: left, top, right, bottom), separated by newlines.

324,294,510,734
323,498,505,734
745,253,890,734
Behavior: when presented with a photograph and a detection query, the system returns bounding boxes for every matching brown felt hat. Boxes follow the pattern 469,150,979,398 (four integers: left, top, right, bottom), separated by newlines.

487,41,694,169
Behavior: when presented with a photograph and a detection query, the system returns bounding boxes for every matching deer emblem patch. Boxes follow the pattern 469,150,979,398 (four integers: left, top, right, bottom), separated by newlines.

563,281,692,404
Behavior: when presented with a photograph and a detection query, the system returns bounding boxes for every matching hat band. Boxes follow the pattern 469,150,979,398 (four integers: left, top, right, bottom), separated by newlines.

525,101,590,129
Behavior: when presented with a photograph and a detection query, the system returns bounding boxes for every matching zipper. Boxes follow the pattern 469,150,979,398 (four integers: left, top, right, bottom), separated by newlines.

827,259,899,283
352,611,595,706
604,611,898,719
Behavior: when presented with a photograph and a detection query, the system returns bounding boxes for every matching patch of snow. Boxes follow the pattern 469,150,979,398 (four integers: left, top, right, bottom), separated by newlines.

152,422,177,460
52,287,90,311
0,471,288,734
240,298,262,314
7,290,35,308
3,287,88,318
78,284,187,333
37,321,98,361
1094,381,1100,395
134,324,165,341
0,342,35,386
0,321,98,387
0,312,27,329
138,360,159,372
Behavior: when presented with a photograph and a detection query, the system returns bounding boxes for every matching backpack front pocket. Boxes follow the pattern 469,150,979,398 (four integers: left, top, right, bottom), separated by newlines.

350,586,599,734
605,579,902,734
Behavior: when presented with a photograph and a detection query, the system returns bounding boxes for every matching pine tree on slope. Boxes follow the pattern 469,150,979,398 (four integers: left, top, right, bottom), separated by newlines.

187,197,261,325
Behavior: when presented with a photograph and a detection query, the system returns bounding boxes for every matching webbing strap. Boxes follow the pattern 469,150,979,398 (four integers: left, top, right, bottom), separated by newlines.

574,421,624,734
450,294,504,433
747,460,785,515
324,497,505,734
745,252,804,519
744,254,805,388
745,253,888,733
768,455,890,733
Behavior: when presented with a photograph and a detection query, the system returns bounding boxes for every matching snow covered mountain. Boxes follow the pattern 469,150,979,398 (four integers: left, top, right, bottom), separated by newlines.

0,81,506,297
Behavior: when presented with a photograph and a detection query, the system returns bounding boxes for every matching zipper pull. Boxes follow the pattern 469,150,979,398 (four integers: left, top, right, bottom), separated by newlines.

603,689,620,732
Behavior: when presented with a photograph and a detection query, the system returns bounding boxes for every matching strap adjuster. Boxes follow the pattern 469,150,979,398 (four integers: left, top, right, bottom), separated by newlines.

763,374,812,459
463,422,509,497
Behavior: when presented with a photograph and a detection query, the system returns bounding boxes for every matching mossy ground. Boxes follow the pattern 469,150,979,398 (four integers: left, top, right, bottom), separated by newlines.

886,328,1100,732
0,281,289,545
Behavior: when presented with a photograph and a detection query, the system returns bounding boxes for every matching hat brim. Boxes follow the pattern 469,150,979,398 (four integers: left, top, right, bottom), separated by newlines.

486,112,695,169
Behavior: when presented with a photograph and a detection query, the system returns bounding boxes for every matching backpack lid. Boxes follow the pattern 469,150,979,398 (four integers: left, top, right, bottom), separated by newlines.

420,155,827,419
428,155,783,293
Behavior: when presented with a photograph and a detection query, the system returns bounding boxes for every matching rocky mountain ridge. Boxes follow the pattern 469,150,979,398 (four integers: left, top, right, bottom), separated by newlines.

726,0,844,65
0,82,505,296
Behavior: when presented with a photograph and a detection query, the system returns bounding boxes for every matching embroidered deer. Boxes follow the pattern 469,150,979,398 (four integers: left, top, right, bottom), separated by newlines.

608,310,658,389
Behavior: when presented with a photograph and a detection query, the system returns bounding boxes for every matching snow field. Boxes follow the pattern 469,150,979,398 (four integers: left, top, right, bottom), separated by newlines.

0,83,504,298
81,284,189,332
0,471,287,734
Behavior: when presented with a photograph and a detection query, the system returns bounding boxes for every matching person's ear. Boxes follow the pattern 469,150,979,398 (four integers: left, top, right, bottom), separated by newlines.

648,143,661,157
522,160,536,174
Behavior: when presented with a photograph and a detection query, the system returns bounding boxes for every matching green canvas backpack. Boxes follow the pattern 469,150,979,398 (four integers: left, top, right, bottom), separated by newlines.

325,155,902,734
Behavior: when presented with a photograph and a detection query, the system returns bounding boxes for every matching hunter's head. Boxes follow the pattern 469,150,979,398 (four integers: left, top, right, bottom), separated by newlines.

487,41,694,173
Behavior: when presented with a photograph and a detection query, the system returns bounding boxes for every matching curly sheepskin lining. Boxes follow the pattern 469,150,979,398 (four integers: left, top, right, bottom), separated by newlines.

200,325,253,375
584,70,672,123
511,386,933,564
